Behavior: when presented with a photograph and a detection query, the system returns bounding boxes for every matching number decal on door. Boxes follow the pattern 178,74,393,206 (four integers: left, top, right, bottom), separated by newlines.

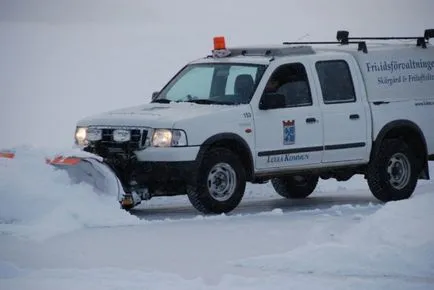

243,112,252,118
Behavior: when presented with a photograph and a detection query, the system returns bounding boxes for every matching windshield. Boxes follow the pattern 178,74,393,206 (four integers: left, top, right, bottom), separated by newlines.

154,63,267,105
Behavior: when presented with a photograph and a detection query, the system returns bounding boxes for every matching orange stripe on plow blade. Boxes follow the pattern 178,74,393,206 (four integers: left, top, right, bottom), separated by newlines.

0,152,15,159
46,156,81,166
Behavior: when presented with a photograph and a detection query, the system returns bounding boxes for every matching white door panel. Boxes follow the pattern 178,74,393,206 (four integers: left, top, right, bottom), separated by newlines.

254,107,323,169
252,60,324,170
321,104,367,162
311,56,369,163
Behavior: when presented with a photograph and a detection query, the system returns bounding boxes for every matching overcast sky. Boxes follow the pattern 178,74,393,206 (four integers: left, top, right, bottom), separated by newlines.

0,0,433,149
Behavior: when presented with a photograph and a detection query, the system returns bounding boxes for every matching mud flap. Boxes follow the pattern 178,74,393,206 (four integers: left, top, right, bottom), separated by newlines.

1,150,141,210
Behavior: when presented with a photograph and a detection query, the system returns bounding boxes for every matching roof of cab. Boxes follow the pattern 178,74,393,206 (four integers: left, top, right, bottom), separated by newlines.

190,42,432,66
191,29,433,65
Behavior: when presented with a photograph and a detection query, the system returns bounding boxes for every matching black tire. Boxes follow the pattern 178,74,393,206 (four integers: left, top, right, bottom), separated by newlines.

187,148,246,214
366,139,419,202
271,174,319,199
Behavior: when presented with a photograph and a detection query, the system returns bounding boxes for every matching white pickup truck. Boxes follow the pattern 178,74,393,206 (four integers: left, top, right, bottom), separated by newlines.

74,30,434,214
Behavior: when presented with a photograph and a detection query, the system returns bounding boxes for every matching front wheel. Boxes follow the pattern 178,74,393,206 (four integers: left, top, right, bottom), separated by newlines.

366,139,419,202
271,174,319,199
187,148,246,214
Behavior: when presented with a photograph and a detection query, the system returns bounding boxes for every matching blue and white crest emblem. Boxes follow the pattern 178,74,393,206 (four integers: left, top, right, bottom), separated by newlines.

283,120,295,145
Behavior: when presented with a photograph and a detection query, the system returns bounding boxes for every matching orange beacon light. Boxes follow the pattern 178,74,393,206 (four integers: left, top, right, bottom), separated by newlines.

213,36,226,50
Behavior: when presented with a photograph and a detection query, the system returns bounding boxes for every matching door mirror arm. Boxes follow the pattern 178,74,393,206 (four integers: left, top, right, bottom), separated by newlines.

151,91,160,101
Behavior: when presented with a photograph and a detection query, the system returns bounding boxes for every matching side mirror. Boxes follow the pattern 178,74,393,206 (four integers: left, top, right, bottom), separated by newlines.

151,91,160,100
259,93,286,110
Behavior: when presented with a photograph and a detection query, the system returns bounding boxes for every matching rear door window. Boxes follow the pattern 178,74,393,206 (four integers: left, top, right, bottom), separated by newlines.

315,60,356,104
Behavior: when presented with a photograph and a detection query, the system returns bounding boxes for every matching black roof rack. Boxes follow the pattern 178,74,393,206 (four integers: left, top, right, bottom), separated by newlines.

283,29,433,53
283,40,369,53
228,46,315,57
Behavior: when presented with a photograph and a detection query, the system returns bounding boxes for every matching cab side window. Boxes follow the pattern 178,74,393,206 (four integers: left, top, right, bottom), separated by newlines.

315,60,356,104
264,63,313,108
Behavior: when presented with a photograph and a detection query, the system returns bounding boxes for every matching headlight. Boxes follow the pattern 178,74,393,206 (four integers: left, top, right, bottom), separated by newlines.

75,127,102,146
151,129,187,147
75,127,87,146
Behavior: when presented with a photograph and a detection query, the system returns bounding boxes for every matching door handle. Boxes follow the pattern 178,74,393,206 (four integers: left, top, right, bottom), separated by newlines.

349,114,360,120
306,117,317,124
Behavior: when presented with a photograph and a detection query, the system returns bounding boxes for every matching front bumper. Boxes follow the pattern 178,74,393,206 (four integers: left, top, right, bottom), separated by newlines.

114,160,199,197
84,145,201,196
133,160,198,183
135,146,200,162
117,160,199,208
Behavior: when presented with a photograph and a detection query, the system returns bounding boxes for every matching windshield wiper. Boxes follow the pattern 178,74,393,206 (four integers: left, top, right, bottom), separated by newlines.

184,99,234,105
152,99,171,103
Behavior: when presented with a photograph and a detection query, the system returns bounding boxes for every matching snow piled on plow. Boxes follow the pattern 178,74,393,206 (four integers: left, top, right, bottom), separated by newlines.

0,147,140,240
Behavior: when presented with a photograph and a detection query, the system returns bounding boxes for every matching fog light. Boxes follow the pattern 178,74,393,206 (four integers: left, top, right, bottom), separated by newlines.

113,129,131,142
87,128,102,141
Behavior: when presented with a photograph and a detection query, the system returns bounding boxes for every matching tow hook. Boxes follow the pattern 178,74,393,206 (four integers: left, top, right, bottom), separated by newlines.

119,190,142,210
120,194,135,209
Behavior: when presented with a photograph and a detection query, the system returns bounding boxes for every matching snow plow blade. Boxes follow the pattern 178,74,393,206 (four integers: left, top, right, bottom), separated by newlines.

0,150,140,209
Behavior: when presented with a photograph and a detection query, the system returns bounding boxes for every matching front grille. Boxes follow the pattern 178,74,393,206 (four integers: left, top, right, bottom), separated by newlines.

88,127,149,153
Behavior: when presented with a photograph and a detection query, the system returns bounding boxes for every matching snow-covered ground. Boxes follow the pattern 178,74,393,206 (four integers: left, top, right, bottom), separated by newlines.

1,1,434,289
1,148,433,289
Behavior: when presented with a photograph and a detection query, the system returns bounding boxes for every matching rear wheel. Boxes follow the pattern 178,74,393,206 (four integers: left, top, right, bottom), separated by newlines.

271,174,319,199
366,139,419,202
187,148,246,214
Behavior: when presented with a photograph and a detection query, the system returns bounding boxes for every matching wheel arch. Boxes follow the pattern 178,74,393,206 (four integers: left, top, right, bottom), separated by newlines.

196,133,254,181
372,119,429,179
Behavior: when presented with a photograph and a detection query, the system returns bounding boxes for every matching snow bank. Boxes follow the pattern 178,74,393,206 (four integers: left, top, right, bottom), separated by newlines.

2,265,432,290
0,260,25,279
234,190,434,278
0,147,140,240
